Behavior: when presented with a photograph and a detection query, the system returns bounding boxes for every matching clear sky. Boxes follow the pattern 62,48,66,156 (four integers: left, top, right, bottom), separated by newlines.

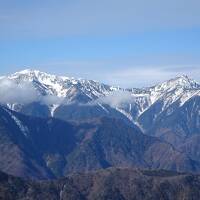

0,0,200,87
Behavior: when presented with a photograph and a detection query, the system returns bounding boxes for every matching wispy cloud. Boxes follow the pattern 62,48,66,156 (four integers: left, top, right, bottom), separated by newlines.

41,95,64,106
104,65,200,88
91,91,135,108
1,0,200,38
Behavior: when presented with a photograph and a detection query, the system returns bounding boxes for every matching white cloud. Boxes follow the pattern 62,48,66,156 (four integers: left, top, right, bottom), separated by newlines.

0,78,65,105
91,91,135,108
0,78,38,104
41,95,64,105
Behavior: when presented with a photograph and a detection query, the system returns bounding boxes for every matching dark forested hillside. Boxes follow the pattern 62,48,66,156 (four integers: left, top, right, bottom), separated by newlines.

1,168,200,200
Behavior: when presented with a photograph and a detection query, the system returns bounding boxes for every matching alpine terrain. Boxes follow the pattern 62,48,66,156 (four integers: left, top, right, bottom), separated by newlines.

0,69,200,199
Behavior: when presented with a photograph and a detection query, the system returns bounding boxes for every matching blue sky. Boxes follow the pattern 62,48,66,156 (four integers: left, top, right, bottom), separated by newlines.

0,0,200,87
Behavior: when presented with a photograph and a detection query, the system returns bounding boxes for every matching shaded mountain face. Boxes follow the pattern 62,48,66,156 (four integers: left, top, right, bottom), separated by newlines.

1,168,200,200
144,96,200,165
0,105,199,179
147,96,200,143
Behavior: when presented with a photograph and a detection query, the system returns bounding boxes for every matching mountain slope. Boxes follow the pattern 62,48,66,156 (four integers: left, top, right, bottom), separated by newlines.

0,105,199,179
145,95,200,165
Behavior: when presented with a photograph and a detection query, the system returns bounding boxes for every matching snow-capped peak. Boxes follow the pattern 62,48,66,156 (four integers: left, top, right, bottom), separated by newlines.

7,69,115,99
10,69,62,82
150,75,199,94
14,69,40,75
128,75,200,118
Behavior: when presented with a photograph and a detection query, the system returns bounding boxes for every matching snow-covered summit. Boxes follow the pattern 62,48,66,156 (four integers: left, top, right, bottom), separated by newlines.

150,75,200,92
7,69,115,99
127,75,200,118
10,69,73,84
147,75,199,103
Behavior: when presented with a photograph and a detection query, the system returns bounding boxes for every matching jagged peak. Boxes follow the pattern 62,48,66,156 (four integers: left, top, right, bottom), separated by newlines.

15,68,39,74
172,74,193,83
12,68,56,78
11,69,93,82
176,74,189,79
4,69,114,99
9,69,72,84
151,75,199,92
9,69,113,89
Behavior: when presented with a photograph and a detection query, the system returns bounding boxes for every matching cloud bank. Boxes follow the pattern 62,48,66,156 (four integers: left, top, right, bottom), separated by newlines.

0,78,64,105
92,91,135,108
0,78,135,109
0,79,38,104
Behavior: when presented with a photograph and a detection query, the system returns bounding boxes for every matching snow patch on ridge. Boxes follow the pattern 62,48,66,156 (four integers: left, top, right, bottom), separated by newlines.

5,109,29,137
50,104,60,117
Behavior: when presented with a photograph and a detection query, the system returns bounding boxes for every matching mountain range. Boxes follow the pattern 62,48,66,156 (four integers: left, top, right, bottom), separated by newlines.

0,69,200,180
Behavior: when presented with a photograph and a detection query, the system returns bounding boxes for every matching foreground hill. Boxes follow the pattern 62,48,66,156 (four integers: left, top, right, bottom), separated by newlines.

1,168,200,200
